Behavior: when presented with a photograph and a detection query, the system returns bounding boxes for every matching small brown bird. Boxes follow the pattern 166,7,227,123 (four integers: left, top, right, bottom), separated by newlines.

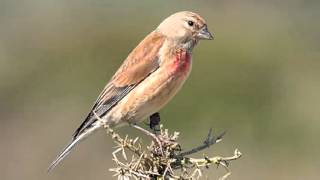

48,11,213,171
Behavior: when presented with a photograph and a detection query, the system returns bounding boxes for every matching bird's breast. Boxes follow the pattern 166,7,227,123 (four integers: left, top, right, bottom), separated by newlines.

107,50,192,124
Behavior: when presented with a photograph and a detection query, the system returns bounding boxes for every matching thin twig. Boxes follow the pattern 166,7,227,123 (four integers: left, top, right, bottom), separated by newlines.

178,128,226,157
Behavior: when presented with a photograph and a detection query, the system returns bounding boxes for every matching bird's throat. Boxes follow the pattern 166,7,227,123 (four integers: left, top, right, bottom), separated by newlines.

181,39,198,52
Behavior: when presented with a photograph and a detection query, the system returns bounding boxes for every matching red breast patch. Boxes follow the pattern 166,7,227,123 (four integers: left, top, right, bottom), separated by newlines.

172,50,191,74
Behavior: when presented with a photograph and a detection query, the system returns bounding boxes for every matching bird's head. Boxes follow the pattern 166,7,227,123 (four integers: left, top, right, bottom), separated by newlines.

156,11,213,49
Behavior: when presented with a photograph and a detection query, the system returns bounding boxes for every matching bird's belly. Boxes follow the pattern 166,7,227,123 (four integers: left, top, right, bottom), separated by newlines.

107,60,191,125
130,74,187,122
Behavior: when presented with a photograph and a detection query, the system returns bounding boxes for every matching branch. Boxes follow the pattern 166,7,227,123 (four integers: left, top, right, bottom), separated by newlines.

107,125,240,180
93,111,241,180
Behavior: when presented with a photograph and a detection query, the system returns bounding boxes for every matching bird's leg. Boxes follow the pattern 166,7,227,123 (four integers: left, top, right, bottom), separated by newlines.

130,123,164,156
149,112,161,134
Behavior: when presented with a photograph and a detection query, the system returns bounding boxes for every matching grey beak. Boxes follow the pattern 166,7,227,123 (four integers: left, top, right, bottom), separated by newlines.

197,25,214,40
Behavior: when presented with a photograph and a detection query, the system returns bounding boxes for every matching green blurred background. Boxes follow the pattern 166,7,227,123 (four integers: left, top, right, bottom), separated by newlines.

1,0,320,179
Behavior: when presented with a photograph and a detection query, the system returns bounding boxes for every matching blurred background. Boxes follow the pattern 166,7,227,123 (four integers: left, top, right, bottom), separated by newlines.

1,0,320,179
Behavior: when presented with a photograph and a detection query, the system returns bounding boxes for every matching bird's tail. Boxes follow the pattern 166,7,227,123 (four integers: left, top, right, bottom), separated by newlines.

47,122,102,172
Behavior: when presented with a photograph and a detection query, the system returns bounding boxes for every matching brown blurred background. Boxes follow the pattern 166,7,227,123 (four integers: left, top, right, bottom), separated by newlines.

1,0,320,179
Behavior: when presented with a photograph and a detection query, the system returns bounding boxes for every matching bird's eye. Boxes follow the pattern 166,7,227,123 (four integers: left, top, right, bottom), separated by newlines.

187,21,194,26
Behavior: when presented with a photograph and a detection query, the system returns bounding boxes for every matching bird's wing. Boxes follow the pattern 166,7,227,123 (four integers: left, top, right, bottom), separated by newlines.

73,31,165,139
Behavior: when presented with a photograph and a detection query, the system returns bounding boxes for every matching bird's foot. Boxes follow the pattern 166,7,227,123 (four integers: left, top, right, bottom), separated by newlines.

149,112,161,134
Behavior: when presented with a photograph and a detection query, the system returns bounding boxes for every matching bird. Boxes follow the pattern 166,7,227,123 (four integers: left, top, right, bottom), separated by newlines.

48,11,213,172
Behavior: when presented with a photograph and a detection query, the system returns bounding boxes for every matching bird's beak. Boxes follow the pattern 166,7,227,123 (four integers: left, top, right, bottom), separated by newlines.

197,25,214,40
